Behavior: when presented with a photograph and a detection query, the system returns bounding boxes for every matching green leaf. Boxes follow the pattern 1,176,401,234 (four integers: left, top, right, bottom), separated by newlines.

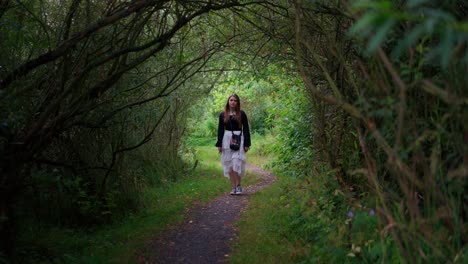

423,9,455,23
440,27,454,69
424,17,436,34
376,0,392,11
351,0,376,10
463,48,468,68
349,12,378,37
392,23,426,58
407,0,430,9
366,18,396,53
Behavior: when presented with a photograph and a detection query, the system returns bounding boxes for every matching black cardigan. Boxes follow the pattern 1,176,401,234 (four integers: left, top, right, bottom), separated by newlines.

215,111,251,148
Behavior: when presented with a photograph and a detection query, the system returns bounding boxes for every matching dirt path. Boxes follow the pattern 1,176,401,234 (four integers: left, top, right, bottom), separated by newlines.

140,164,276,264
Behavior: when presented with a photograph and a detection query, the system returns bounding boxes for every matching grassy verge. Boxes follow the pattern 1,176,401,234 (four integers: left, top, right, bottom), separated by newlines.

21,144,266,263
231,165,394,264
230,176,300,264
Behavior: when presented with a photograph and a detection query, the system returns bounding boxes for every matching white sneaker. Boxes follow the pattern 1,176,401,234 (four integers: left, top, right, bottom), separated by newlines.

230,188,237,195
236,185,243,195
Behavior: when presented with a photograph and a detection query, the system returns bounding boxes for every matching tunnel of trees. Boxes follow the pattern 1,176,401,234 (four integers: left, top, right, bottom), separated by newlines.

0,0,466,262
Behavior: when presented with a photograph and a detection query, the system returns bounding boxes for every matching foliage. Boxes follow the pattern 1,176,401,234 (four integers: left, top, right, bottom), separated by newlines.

293,0,467,262
269,79,315,178
349,0,468,68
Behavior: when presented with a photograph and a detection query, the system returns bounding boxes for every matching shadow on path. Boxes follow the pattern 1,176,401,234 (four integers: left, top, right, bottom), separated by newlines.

140,164,276,264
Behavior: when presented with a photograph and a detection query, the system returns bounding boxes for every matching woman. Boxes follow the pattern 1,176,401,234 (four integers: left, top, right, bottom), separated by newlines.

215,94,251,195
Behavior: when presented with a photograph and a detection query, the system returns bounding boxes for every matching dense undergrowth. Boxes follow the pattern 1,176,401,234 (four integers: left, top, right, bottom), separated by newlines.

233,161,402,263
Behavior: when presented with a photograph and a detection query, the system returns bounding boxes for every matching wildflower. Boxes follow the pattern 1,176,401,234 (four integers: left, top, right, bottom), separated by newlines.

369,209,375,216
347,211,354,218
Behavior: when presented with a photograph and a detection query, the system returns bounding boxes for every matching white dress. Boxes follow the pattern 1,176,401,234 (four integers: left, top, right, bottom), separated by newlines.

221,130,246,178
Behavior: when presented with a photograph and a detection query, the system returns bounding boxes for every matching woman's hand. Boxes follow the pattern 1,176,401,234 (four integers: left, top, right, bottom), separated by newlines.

244,146,249,152
218,147,222,153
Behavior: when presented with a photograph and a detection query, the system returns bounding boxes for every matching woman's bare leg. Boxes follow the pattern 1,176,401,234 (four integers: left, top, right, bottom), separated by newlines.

236,174,241,187
229,170,236,189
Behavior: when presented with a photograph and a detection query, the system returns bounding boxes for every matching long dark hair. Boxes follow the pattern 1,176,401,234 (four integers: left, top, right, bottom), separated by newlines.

223,94,242,126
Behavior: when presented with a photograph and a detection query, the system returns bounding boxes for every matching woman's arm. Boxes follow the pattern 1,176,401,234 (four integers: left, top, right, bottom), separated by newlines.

242,111,251,147
215,112,224,147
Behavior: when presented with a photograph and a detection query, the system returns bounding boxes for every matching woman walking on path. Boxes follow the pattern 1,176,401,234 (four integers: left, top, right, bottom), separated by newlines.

215,94,251,195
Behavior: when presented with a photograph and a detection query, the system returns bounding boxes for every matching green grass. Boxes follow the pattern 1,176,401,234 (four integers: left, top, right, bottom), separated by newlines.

230,176,302,264
20,143,267,263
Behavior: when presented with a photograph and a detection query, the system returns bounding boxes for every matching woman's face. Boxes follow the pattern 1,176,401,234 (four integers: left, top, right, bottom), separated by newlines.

228,96,238,109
